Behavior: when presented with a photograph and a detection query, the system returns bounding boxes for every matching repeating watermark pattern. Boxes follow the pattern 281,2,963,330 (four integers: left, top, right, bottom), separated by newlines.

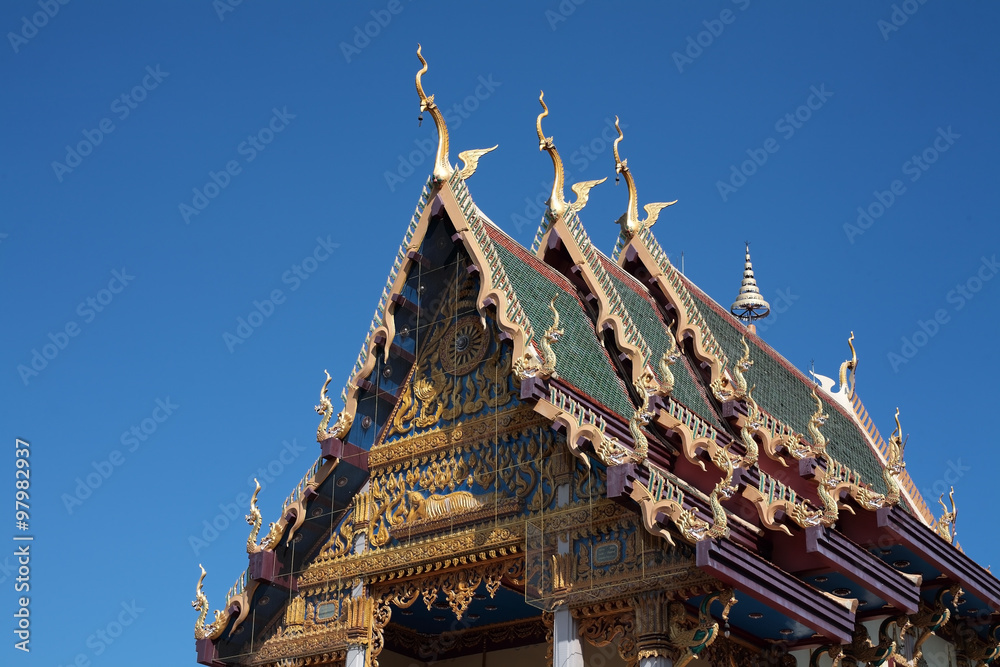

886,254,998,372
751,287,799,335
716,85,833,202
672,0,752,73
544,0,587,31
384,75,502,192
213,0,243,22
53,600,144,665
179,107,296,224
16,268,135,386
6,0,71,54
60,398,179,514
509,116,624,233
877,0,931,41
188,438,307,555
843,126,960,243
340,0,411,63
223,236,339,352
51,65,170,183
920,459,969,512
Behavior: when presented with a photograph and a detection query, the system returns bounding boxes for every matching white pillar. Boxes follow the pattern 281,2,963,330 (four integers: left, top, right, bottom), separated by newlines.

552,605,583,667
346,645,366,667
639,656,672,667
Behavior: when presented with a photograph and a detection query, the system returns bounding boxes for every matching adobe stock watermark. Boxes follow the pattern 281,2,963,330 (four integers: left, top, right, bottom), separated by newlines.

16,268,135,386
339,0,412,63
179,107,296,224
61,397,179,514
672,0,752,73
919,459,969,514
750,287,799,335
53,600,144,666
877,0,931,41
213,0,244,22
188,439,307,555
51,65,169,182
384,74,501,192
7,0,71,54
716,84,833,202
223,236,339,352
886,254,998,372
843,126,959,244
544,0,588,31
509,116,624,233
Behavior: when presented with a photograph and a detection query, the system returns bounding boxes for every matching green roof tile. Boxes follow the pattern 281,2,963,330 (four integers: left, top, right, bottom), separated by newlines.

485,227,635,420
685,281,886,494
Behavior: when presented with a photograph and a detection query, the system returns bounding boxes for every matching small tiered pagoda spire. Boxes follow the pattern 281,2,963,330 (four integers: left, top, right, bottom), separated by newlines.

730,242,770,331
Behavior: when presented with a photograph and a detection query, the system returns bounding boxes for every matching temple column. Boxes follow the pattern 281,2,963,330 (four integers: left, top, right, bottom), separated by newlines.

346,491,370,667
552,472,582,667
634,592,674,667
552,605,583,667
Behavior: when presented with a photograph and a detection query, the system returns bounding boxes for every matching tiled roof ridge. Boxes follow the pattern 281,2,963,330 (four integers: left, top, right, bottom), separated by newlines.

483,224,578,294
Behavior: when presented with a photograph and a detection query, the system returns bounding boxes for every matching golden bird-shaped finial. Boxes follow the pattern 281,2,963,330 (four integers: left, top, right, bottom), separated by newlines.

456,146,498,180
613,116,676,238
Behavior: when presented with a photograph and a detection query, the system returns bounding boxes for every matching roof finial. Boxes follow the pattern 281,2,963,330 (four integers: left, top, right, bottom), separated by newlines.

536,92,604,217
415,44,453,181
612,117,676,238
730,242,770,328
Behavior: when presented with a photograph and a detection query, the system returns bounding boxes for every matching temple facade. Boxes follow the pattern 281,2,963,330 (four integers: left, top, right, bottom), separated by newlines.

191,48,1000,667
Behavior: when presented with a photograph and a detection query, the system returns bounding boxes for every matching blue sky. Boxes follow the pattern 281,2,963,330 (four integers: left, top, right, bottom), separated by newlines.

2,1,999,664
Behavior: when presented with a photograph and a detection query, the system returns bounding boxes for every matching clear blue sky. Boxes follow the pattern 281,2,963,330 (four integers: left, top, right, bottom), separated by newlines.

2,1,998,664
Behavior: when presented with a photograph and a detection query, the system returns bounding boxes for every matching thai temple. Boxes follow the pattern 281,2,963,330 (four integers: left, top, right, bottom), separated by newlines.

190,48,1000,667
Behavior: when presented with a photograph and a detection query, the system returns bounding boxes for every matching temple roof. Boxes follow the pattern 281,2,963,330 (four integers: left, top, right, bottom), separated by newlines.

191,48,994,664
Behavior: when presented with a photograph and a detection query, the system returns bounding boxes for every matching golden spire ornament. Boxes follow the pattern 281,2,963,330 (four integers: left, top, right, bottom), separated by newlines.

730,242,770,331
612,116,677,238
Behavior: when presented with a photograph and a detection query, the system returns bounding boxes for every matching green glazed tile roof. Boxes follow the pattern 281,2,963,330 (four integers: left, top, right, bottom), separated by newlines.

484,225,635,420
683,278,886,494
602,259,724,431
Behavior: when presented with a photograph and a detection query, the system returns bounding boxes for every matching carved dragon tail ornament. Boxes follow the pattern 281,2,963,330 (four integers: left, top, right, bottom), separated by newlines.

738,385,760,468
612,117,676,239
731,334,752,399
192,564,210,639
629,370,658,461
808,385,829,456
838,331,857,398
246,478,262,554
415,44,452,181
707,446,737,539
536,92,604,218
316,370,353,442
513,294,563,380
935,487,958,544
883,408,906,506
658,321,680,395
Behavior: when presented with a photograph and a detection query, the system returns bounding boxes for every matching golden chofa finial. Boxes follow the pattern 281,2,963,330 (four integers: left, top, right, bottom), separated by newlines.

415,45,495,182
536,92,605,217
416,44,452,181
612,116,677,238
